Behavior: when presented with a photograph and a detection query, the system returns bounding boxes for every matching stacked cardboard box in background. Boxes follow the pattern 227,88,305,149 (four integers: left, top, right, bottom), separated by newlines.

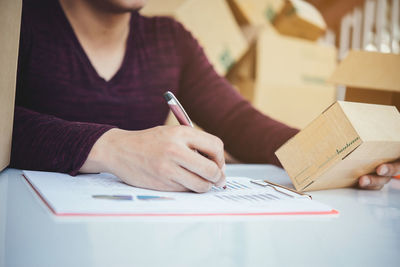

0,0,22,171
227,0,336,129
253,28,336,129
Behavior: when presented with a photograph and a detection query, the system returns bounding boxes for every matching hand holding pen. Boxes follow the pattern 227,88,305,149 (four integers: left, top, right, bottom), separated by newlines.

79,91,226,193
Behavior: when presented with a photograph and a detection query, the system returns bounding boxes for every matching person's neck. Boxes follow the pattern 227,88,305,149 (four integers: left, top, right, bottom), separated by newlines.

58,0,132,81
59,0,131,50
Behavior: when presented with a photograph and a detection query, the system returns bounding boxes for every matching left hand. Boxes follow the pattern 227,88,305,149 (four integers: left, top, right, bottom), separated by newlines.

358,159,400,190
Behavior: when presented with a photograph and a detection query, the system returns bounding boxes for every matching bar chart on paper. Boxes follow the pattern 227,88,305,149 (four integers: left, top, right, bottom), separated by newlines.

22,170,338,216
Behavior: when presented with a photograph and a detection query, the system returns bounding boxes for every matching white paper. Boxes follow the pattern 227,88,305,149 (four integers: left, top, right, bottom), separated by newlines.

23,170,335,216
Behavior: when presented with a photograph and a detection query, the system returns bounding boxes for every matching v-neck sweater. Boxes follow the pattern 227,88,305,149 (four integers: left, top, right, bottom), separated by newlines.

11,0,298,175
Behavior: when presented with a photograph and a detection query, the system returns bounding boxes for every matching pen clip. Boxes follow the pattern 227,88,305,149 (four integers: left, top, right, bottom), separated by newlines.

251,180,312,199
164,91,194,127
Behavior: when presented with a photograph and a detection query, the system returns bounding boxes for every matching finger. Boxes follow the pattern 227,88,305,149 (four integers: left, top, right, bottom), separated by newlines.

121,170,188,192
214,163,226,187
174,147,223,184
215,171,226,187
144,180,189,192
359,175,391,189
157,180,189,192
360,185,384,190
171,166,213,193
376,161,400,177
184,129,225,169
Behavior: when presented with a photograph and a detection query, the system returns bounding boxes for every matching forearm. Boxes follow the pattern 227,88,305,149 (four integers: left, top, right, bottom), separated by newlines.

10,106,115,175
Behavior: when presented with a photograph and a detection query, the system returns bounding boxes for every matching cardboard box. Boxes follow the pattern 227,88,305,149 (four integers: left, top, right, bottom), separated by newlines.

227,0,284,26
141,0,247,76
253,28,337,129
273,0,326,41
0,0,22,172
276,101,400,191
330,50,400,111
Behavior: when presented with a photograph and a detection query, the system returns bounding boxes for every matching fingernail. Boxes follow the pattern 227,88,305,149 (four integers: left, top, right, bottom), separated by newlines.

377,165,389,176
360,176,370,187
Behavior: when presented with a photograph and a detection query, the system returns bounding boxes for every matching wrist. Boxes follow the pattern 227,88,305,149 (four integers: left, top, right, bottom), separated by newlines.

80,128,123,173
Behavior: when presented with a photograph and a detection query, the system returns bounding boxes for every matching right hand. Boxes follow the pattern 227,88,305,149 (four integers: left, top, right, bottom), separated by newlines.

80,126,226,192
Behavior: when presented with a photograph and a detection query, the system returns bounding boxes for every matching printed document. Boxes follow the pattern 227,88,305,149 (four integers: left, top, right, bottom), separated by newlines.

23,170,337,216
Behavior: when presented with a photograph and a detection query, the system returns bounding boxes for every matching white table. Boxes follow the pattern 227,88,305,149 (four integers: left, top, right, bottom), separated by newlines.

1,165,400,267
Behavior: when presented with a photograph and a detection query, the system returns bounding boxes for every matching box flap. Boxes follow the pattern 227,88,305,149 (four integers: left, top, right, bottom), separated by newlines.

290,0,326,29
273,0,326,41
228,0,284,25
330,50,400,92
338,101,400,142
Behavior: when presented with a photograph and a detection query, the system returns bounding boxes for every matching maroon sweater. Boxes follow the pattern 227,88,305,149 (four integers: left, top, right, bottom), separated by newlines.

11,0,298,175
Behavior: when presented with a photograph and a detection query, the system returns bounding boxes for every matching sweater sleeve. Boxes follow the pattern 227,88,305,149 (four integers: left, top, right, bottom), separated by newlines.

172,21,299,166
10,106,114,175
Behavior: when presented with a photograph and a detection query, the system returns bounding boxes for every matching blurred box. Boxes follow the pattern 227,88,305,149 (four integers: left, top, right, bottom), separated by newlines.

227,0,284,26
330,50,400,111
253,28,337,129
273,0,326,41
226,25,261,101
0,0,22,171
276,101,400,191
226,45,256,101
141,0,247,75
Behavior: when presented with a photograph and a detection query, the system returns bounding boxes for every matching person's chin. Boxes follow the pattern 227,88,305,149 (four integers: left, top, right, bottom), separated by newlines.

95,0,147,13
115,0,147,12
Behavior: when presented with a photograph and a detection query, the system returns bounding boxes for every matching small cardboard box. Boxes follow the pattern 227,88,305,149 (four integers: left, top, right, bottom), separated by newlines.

273,0,326,41
141,0,247,76
0,0,22,172
276,101,400,191
253,28,337,129
330,50,400,111
227,0,284,26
